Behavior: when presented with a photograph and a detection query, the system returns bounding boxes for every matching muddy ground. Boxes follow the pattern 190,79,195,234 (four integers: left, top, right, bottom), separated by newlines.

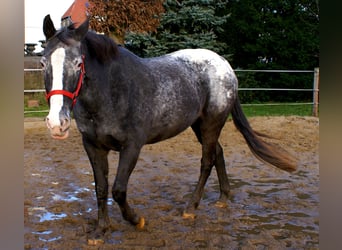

24,116,319,249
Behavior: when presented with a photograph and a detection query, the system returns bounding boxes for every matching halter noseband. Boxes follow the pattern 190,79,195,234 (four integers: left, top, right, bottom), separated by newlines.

45,55,86,107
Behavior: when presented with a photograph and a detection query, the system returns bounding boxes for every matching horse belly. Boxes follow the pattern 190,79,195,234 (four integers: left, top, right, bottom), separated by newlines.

147,103,200,144
147,123,193,144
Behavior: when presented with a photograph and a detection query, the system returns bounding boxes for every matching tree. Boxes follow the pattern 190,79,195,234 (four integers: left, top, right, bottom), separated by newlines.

221,0,319,70
89,0,165,44
125,0,230,58
219,0,319,103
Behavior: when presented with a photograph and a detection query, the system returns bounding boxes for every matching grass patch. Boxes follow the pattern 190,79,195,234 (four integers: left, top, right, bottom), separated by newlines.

241,103,314,117
24,92,49,118
24,106,49,118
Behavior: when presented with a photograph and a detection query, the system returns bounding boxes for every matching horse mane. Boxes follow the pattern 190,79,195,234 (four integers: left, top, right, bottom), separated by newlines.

82,31,119,64
56,25,119,64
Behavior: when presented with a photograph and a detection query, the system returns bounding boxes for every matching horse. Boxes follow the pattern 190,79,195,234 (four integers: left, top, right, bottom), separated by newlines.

41,14,297,239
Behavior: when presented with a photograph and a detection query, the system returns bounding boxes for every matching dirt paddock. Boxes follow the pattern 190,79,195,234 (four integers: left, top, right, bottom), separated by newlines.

24,116,319,249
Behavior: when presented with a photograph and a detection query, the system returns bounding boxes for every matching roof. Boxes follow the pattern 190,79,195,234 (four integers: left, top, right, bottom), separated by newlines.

61,0,91,28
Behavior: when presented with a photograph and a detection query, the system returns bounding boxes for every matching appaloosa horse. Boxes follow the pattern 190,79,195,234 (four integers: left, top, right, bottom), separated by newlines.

41,14,296,238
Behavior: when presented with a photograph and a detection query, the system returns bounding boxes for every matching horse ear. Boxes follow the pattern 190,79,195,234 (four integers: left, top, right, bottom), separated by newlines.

43,14,56,40
72,18,89,42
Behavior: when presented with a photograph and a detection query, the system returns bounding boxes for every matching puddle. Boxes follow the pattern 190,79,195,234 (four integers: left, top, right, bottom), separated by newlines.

39,236,62,242
27,207,67,222
32,230,53,235
50,185,92,202
31,230,62,243
38,211,67,222
52,193,79,202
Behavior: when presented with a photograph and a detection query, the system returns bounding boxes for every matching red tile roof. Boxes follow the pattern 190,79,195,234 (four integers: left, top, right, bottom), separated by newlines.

61,0,91,27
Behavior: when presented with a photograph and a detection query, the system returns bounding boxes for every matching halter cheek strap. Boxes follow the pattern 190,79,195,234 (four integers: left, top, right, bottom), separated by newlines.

45,55,86,107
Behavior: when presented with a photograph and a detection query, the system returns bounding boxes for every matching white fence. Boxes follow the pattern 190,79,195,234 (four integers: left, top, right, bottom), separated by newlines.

234,68,319,116
24,68,319,116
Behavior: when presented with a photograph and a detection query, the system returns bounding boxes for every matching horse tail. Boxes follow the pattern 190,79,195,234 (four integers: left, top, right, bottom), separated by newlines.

231,97,297,172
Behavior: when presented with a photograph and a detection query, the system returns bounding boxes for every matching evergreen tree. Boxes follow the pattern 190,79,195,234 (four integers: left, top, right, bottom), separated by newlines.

220,0,319,103
221,0,319,70
125,0,230,58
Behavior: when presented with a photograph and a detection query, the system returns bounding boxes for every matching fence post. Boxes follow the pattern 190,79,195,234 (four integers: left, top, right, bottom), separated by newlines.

312,67,319,117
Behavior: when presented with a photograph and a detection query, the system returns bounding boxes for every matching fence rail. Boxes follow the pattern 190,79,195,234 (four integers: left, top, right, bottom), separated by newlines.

24,68,319,116
238,88,313,91
234,69,314,73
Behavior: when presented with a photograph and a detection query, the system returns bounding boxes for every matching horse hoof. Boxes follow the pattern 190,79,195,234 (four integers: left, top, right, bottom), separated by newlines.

182,212,196,219
215,201,228,208
136,217,145,229
87,238,104,246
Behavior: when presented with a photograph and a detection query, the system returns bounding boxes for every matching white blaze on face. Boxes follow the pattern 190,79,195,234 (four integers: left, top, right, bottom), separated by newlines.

47,48,66,128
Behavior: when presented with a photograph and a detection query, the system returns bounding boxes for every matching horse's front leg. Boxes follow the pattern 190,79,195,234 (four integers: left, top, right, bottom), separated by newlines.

112,143,145,228
82,137,110,233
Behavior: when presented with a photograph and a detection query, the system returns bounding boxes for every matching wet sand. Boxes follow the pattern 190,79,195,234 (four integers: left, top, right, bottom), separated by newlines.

24,116,319,249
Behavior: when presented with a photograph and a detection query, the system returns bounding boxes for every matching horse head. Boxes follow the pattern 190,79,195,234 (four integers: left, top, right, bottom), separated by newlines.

41,14,88,139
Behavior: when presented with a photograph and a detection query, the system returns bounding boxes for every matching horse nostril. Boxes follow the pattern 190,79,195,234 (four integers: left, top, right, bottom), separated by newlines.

60,118,70,130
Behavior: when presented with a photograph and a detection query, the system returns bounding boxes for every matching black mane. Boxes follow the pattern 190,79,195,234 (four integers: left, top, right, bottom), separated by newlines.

82,31,119,64
56,25,119,64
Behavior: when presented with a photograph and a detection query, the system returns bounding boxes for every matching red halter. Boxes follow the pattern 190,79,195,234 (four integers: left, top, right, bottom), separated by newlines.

45,55,86,107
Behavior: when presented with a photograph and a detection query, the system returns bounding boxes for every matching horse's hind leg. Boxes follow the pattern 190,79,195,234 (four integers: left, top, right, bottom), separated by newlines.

183,121,223,218
183,142,216,218
213,143,230,207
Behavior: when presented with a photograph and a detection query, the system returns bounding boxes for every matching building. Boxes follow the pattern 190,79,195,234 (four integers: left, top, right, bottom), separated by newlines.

61,0,91,28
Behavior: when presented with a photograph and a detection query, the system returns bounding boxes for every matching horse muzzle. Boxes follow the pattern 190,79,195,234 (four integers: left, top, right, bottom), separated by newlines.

45,116,71,140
